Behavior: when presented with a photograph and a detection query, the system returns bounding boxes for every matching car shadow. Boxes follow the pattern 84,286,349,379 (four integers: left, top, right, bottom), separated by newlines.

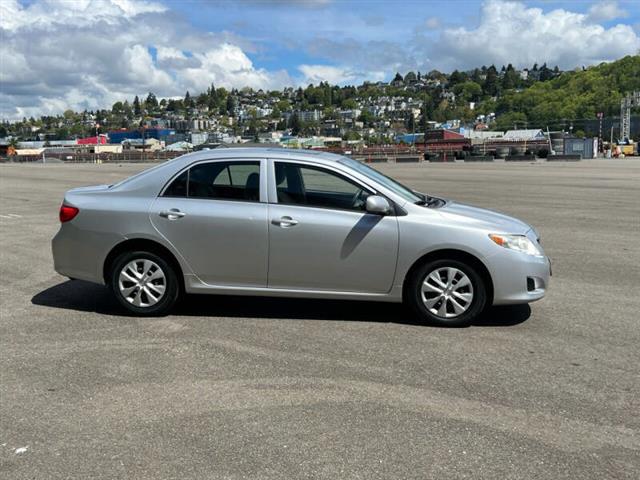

31,280,531,327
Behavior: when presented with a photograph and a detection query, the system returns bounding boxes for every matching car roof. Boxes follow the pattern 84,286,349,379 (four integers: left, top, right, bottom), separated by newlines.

111,147,360,197
170,147,346,166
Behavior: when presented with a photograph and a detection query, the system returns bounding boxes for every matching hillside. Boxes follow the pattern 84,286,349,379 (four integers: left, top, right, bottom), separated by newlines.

2,56,639,141
489,55,640,130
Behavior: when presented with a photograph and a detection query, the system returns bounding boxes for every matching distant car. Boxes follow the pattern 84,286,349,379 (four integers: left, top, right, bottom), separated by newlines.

52,148,550,326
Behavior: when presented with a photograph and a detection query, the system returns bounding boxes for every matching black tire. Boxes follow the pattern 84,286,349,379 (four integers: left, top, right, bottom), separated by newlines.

405,259,487,327
109,250,180,316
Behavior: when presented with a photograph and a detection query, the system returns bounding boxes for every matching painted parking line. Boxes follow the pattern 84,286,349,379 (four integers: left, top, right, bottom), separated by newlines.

0,214,22,219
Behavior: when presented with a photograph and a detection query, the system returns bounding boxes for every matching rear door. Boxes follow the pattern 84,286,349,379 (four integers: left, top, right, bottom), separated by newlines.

267,160,399,293
150,159,269,287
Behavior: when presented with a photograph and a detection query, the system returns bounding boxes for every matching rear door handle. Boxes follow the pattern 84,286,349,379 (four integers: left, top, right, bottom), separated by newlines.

159,209,186,220
272,216,298,228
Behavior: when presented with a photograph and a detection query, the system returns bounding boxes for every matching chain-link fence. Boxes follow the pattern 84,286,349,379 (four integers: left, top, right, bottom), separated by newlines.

0,150,185,164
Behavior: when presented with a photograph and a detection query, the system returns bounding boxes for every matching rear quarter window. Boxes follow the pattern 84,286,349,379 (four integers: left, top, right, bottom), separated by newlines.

163,170,188,197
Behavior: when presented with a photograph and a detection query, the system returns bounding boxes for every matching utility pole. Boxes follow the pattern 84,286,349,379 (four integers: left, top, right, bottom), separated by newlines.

610,125,614,147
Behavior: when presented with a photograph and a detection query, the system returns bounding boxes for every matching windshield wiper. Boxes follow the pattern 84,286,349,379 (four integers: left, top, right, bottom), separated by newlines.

415,194,444,207
414,192,429,205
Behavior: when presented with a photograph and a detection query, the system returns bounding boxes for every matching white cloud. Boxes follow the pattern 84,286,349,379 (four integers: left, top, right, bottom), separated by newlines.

182,44,292,92
587,1,628,23
2,0,639,119
431,0,640,70
305,37,418,76
298,65,386,86
425,17,441,30
120,45,175,90
0,0,167,32
0,0,294,119
230,0,332,6
298,65,357,84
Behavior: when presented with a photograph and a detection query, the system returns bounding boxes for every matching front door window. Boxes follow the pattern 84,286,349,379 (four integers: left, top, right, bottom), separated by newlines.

274,162,370,211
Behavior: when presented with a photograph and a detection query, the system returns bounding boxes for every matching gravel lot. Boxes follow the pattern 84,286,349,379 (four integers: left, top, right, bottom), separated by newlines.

1,159,639,479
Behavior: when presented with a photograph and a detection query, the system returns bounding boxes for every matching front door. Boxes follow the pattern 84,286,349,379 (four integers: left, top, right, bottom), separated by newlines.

150,159,268,287
267,160,399,293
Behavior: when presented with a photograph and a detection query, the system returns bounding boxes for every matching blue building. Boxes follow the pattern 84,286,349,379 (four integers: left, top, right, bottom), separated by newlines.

108,128,176,144
396,133,424,144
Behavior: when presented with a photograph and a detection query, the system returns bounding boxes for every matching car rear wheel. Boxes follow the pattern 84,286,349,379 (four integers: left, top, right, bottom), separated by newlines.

406,259,486,327
110,251,179,316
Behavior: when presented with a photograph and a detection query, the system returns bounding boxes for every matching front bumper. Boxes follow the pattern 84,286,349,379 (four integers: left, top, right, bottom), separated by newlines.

488,251,551,306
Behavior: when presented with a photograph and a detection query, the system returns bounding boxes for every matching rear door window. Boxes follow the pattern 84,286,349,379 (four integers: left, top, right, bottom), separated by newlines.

163,161,260,201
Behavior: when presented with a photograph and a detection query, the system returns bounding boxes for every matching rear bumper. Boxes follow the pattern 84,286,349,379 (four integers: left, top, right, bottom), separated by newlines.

489,252,551,306
52,224,122,285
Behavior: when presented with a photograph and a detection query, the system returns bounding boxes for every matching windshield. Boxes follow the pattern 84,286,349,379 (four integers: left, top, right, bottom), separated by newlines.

338,157,423,203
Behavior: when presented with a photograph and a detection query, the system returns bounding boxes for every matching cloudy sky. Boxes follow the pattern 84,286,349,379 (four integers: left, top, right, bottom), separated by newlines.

1,0,639,119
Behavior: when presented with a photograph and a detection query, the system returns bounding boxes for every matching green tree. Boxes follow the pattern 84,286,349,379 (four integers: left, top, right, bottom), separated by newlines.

276,99,291,112
358,109,375,126
539,63,553,81
453,81,483,102
122,100,132,117
184,91,194,109
145,92,158,111
404,71,417,83
111,101,124,114
502,64,519,90
196,93,208,107
344,131,361,141
341,98,357,109
133,96,141,116
449,69,467,85
494,111,528,131
166,99,182,113
484,65,500,97
323,106,337,119
288,113,301,135
226,95,237,116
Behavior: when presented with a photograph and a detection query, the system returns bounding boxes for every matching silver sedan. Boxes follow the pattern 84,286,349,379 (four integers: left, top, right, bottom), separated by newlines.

52,148,551,326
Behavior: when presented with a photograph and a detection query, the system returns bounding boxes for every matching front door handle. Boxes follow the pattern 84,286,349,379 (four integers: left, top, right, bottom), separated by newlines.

272,216,298,228
159,209,186,220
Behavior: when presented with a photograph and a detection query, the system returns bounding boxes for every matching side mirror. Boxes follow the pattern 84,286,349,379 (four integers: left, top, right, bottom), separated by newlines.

365,195,391,215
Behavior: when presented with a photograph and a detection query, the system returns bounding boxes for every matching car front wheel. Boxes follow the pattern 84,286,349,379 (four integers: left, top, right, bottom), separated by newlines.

110,251,180,316
406,259,487,327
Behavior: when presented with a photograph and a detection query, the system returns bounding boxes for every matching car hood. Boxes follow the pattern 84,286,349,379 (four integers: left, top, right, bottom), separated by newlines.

436,201,531,234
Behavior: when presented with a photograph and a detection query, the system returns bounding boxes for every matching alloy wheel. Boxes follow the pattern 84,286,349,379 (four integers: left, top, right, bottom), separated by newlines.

118,259,167,307
421,267,474,318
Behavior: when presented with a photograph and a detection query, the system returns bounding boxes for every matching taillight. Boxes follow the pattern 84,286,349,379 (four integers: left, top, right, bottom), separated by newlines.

59,204,79,223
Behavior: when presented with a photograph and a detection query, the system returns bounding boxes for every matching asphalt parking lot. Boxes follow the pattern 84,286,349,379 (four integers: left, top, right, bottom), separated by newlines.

1,158,639,479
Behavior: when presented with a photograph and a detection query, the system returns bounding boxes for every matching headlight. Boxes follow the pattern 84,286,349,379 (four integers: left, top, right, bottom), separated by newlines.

489,234,543,256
